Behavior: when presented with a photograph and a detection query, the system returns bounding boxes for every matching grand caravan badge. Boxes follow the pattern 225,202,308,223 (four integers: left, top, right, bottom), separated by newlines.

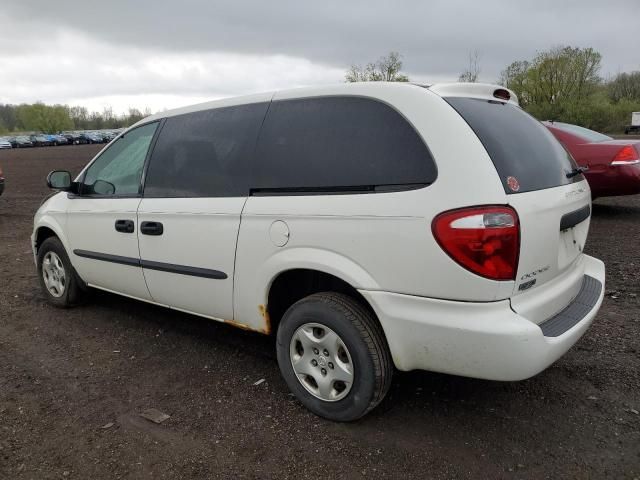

518,266,550,291
521,265,550,281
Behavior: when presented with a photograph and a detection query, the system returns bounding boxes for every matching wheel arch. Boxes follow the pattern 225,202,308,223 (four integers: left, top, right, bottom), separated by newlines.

234,247,382,334
33,216,73,262
264,267,380,339
34,225,59,253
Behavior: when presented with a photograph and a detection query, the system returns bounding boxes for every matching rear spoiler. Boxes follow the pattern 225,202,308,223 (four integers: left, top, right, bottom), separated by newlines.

428,83,519,106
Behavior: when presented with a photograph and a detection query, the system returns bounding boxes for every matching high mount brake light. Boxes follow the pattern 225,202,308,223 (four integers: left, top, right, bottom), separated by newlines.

493,89,511,101
432,206,520,281
611,145,640,165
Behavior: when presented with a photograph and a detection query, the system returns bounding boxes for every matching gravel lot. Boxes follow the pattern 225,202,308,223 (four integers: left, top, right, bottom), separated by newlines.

1,144,639,479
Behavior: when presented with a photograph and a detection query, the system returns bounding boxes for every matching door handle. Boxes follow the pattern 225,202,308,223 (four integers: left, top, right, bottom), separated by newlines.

140,221,164,236
115,219,135,233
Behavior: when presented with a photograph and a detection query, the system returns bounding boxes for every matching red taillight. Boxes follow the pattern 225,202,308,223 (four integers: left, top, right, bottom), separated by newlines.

611,145,640,165
432,206,520,281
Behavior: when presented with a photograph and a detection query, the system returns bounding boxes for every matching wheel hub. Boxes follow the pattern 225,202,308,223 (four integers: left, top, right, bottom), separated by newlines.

42,251,66,298
289,322,354,402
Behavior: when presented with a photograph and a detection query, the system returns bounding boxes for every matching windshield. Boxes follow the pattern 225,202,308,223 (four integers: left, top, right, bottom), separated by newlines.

550,122,612,143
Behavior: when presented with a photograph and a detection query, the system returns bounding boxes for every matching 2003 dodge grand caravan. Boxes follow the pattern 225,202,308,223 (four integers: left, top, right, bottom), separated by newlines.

33,82,605,421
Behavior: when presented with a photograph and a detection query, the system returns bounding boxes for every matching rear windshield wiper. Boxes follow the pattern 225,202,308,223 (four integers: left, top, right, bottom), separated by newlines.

566,166,588,178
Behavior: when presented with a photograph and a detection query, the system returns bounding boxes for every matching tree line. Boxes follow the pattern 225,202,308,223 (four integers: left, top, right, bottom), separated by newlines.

0,104,152,135
347,48,640,133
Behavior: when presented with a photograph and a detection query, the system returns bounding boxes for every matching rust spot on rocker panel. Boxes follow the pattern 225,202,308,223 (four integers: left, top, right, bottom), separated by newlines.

223,319,256,332
258,304,272,335
223,305,271,335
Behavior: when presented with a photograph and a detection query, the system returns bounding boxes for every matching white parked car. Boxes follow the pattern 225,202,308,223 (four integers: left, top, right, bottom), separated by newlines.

0,138,13,149
33,82,605,421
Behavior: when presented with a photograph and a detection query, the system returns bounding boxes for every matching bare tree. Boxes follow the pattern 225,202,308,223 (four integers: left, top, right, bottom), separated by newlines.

458,51,481,83
345,52,409,82
607,71,640,103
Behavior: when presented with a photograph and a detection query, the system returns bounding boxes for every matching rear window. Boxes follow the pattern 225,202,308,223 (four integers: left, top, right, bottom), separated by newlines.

252,96,437,192
549,122,612,143
446,98,580,194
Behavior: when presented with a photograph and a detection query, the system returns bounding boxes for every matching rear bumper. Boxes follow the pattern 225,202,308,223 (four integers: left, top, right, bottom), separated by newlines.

360,254,605,381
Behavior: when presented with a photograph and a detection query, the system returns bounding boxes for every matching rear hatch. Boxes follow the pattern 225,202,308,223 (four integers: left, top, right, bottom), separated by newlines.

437,89,591,316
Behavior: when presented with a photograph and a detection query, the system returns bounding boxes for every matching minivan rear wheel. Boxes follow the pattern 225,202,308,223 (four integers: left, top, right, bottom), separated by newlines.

37,237,84,308
276,292,392,421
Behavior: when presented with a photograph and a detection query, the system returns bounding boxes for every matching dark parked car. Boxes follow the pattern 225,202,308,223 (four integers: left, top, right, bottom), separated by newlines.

46,134,68,146
61,133,77,144
100,131,117,142
29,135,52,147
544,121,640,198
83,132,106,144
0,163,4,196
9,136,34,148
62,132,87,145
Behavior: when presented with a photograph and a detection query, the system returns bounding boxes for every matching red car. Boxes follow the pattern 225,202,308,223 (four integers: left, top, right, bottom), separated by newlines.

544,121,640,198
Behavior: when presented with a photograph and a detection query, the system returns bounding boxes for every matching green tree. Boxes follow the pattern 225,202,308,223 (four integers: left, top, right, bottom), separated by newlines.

0,102,152,133
0,104,18,132
498,47,640,133
16,103,73,133
500,46,601,107
345,52,409,82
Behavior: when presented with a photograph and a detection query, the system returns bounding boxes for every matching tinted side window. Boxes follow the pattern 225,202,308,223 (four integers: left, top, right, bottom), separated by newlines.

445,98,580,194
253,97,436,191
82,122,158,196
144,103,269,197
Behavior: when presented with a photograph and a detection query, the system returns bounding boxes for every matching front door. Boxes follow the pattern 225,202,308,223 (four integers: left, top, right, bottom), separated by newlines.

66,122,159,300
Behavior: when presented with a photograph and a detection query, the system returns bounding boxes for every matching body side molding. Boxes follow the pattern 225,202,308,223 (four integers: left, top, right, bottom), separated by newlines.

73,249,227,279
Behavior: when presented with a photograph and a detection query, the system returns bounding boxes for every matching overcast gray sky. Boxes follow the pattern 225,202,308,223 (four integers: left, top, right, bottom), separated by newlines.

1,0,637,114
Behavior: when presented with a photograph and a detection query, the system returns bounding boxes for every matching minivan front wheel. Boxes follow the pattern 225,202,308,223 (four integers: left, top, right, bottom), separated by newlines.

37,237,84,307
276,292,392,421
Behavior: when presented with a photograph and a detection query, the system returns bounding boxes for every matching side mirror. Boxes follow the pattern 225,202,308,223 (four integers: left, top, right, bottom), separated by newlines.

47,170,72,190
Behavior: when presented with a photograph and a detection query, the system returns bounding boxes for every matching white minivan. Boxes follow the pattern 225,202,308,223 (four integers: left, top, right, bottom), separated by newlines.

33,82,605,421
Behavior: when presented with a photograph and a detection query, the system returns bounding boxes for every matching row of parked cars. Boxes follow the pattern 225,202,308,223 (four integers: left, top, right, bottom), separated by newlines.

0,130,123,149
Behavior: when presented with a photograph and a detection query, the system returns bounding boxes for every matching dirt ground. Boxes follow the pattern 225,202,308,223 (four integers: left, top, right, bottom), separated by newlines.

0,144,638,479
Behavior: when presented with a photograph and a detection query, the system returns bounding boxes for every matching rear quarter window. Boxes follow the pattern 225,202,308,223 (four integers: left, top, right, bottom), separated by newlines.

252,96,437,192
446,97,580,194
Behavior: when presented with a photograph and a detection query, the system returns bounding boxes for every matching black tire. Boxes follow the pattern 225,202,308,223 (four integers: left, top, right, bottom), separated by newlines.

276,292,392,422
37,236,85,308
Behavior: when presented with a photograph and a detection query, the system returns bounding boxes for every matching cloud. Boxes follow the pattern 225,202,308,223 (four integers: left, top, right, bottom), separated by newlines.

1,0,637,113
0,27,344,113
